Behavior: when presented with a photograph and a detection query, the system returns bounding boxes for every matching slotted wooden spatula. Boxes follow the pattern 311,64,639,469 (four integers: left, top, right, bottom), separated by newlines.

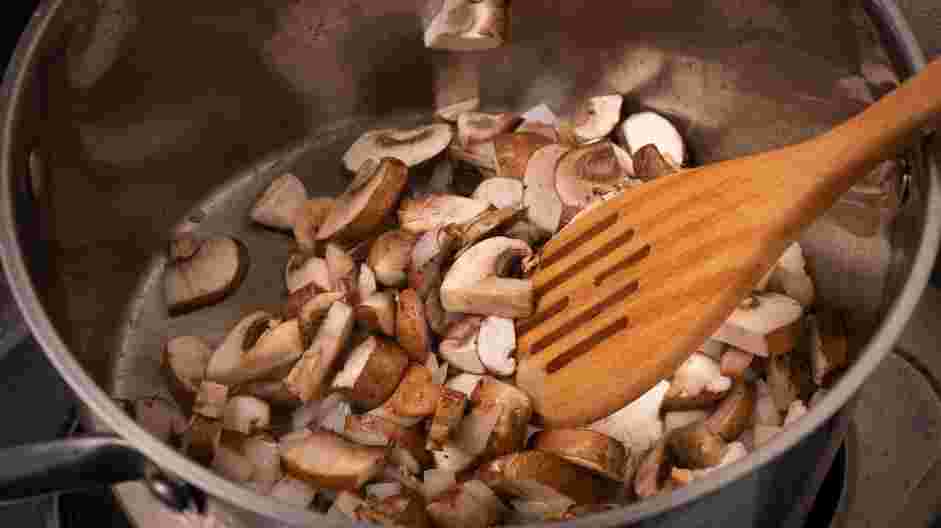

516,58,941,428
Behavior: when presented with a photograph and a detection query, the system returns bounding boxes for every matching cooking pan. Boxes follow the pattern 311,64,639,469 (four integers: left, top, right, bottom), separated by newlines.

1,0,939,526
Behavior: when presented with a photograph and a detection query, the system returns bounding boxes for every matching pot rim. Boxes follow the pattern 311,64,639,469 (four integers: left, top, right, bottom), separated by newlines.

2,1,938,526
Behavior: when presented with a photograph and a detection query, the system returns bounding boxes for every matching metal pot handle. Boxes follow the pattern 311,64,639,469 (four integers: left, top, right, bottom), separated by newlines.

0,434,206,513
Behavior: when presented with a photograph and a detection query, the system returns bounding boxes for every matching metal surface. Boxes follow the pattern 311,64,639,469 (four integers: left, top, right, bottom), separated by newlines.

1,0,940,527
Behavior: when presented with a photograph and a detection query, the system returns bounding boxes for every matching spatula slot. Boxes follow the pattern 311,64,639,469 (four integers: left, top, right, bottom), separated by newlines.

531,280,639,357
541,212,619,269
545,316,629,374
594,244,652,287
535,228,636,298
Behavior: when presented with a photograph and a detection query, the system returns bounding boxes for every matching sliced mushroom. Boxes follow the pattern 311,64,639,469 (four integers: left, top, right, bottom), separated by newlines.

212,444,255,482
590,380,670,453
208,316,305,386
767,351,801,413
332,336,410,411
436,98,481,123
441,237,534,318
493,133,553,181
477,450,608,505
163,336,213,407
361,492,433,528
720,346,754,379
711,293,803,357
450,401,500,459
251,173,308,231
531,429,627,482
369,230,418,288
285,253,330,294
184,415,223,466
523,144,569,235
270,476,318,507
221,395,271,435
517,104,560,142
164,236,248,315
767,242,815,307
426,480,506,528
355,291,397,337
236,380,300,409
243,435,283,493
325,242,357,296
633,439,671,499
425,286,459,336
286,301,355,402
343,125,453,172
618,111,685,167
317,158,409,243
808,310,848,386
663,353,732,411
633,144,679,182
422,469,457,501
449,141,498,172
554,142,628,219
705,380,756,442
281,430,386,490
369,364,441,428
753,379,782,426
424,0,508,51
458,207,525,252
343,414,432,475
326,490,369,522
194,381,229,419
447,373,483,397
667,421,727,469
471,376,533,458
130,397,188,445
319,397,354,435
294,291,346,337
428,387,468,450
432,442,480,473
458,112,522,147
399,194,490,234
439,316,486,374
478,316,516,376
664,410,710,435
394,289,433,363
472,178,524,210
573,95,623,144
293,198,336,253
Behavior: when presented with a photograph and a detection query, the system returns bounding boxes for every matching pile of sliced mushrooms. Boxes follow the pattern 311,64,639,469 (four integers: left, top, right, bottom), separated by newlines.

148,93,852,527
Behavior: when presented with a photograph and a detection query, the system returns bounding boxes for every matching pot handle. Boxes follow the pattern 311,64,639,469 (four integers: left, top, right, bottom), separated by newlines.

0,435,205,513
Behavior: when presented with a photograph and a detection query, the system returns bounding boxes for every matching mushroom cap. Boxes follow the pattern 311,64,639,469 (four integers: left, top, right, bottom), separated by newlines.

458,112,523,147
164,236,248,316
477,450,608,505
573,95,624,144
399,194,490,234
531,429,628,481
555,142,629,214
343,124,453,172
494,133,553,181
317,158,409,242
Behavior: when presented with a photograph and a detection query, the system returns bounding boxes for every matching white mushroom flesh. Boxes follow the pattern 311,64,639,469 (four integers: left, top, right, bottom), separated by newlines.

573,95,623,144
343,124,453,172
250,173,308,231
477,316,517,376
590,380,670,453
472,178,524,209
618,111,685,167
285,255,330,294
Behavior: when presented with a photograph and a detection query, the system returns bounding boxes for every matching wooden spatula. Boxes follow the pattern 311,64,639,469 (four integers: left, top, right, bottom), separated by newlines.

516,58,941,428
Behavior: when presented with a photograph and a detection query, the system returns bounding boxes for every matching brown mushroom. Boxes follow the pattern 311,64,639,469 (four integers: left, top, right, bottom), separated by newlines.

281,430,386,490
250,173,308,231
235,380,300,409
458,207,525,252
194,381,229,419
428,387,468,450
572,95,623,144
633,439,672,499
667,421,727,469
436,98,480,123
343,414,432,475
618,111,685,167
356,291,398,337
293,197,336,253
285,253,330,294
221,395,271,435
426,480,506,528
441,237,534,318
318,158,409,243
478,316,517,376
531,429,628,482
719,346,754,379
449,141,498,173
285,301,355,402
472,178,524,210
206,314,305,386
493,133,553,181
369,364,441,428
633,144,679,181
369,230,418,288
325,242,357,296
343,125,453,172
184,415,223,466
212,444,255,483
704,380,756,442
477,450,608,505
663,353,732,411
398,194,490,234
554,142,628,218
589,380,670,454
164,236,248,316
457,112,522,147
396,289,433,362
163,336,213,407
295,291,346,337
471,376,533,459
331,336,410,411
439,316,485,374
522,144,569,235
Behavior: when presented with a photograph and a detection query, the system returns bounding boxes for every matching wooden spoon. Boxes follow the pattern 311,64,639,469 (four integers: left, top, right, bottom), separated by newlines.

516,58,941,428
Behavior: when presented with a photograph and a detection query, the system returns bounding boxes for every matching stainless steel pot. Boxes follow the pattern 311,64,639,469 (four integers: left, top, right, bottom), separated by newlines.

1,0,939,526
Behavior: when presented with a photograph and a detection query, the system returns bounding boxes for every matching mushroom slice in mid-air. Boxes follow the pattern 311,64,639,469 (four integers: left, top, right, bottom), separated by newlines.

477,450,609,505
711,293,803,357
368,229,418,288
163,335,213,407
472,178,524,210
494,132,553,181
426,480,506,528
317,158,409,243
439,316,486,374
554,142,629,219
398,194,490,234
342,124,453,172
292,197,335,253
441,237,534,318
590,379,671,453
457,112,522,147
286,301,355,402
250,173,308,231
280,430,387,490
355,291,397,337
573,95,623,144
164,236,248,316
424,0,508,51
396,289,433,362
531,429,628,482
618,111,685,167
331,336,410,411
